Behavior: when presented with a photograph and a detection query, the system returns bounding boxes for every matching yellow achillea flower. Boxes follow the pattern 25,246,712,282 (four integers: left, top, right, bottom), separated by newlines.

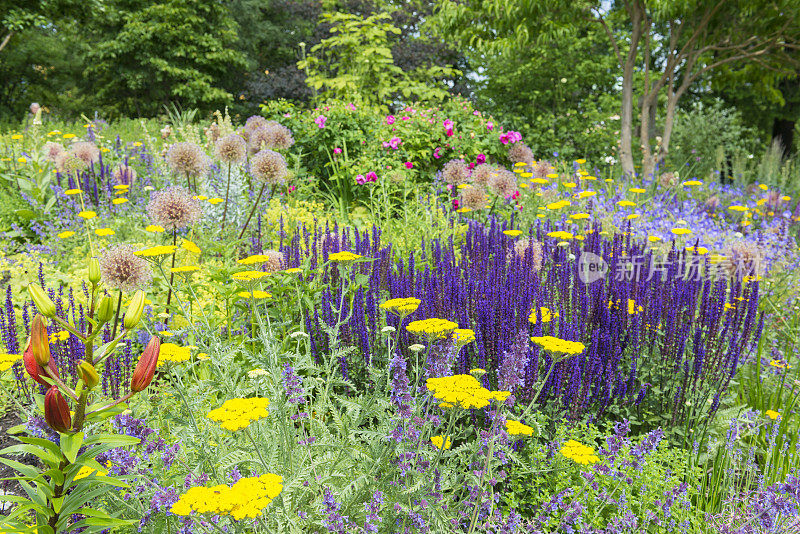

627,299,643,315
531,178,549,185
563,182,577,189
232,270,268,282
284,267,302,274
629,187,645,194
95,228,114,237
427,374,510,410
531,336,586,355
73,466,108,481
617,200,636,208
503,230,523,237
65,189,82,195
208,198,224,204
182,239,201,254
380,297,421,317
671,228,692,236
112,198,128,205
77,211,97,219
406,318,458,340
457,207,472,213
58,231,75,239
546,173,559,179
648,236,661,242
560,439,600,465
683,180,702,186
576,191,596,199
769,359,791,369
207,397,270,431
237,290,271,299
430,435,452,450
452,328,475,347
193,195,209,201
766,410,781,420
728,205,748,212
171,474,283,520
49,330,70,343
0,353,22,372
529,307,557,325
145,225,165,233
238,255,272,265
546,200,571,210
135,245,177,257
113,184,129,190
157,343,192,367
546,231,574,240
571,213,590,220
506,419,534,436
329,251,362,262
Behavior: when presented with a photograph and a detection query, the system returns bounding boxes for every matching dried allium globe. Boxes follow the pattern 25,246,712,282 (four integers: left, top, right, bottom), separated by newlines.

459,185,488,210
533,161,551,179
99,244,152,292
71,141,100,166
113,164,137,185
55,151,86,173
471,164,498,187
247,126,272,154
262,122,294,150
244,115,269,138
215,134,246,164
510,238,543,272
262,250,285,272
146,186,202,231
488,169,517,197
250,149,288,185
166,142,208,177
43,142,64,163
508,142,534,165
442,159,470,185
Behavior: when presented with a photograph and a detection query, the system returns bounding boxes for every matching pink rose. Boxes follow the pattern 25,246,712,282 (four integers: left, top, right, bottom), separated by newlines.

476,154,486,164
386,115,396,125
315,115,327,128
356,174,366,185
487,122,494,131
333,147,342,154
365,171,378,182
405,162,413,169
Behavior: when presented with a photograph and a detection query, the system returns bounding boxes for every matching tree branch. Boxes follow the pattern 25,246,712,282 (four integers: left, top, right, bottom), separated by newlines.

0,31,14,54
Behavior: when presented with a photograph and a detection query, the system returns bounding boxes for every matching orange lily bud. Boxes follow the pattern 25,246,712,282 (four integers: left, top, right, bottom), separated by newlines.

44,386,71,433
30,314,51,366
27,284,56,318
23,339,60,386
130,336,160,393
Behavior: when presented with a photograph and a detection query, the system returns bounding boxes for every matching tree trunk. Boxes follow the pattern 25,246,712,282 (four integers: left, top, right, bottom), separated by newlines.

658,92,679,168
619,1,644,176
0,32,13,54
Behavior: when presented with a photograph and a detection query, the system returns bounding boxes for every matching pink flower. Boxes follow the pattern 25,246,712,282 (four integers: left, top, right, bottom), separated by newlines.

476,154,486,164
284,113,291,118
434,147,442,159
405,161,413,169
315,115,327,128
386,115,396,125
401,116,410,121
511,191,520,200
486,122,494,131
333,147,342,154
443,119,453,129
347,103,356,111
365,171,378,182
499,130,522,145
452,198,460,210
356,174,366,185
473,110,480,116
288,185,296,193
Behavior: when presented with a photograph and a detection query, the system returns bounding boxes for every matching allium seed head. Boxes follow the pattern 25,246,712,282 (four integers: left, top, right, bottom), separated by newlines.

55,151,86,173
147,186,202,230
262,250,285,272
166,142,208,177
658,172,677,187
113,164,137,185
250,149,289,185
71,141,100,166
215,134,246,164
43,142,64,163
99,244,152,292
459,185,488,210
510,238,543,272
244,116,269,138
508,143,534,165
723,241,764,279
262,122,294,150
471,164,498,187
442,159,470,185
489,169,517,197
533,161,552,179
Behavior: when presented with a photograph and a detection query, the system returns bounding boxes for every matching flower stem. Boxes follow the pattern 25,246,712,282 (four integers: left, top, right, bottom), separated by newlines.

239,182,267,240
221,162,231,232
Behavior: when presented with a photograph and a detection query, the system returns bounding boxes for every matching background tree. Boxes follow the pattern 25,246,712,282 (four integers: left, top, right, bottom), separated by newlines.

83,0,246,117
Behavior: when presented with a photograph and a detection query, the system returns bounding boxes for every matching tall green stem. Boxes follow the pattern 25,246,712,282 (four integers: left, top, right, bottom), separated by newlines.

239,182,267,240
221,162,232,232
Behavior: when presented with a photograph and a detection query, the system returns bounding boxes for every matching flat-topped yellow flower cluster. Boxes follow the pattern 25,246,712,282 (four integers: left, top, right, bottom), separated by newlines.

407,318,458,340
171,474,283,520
207,397,270,431
380,297,421,316
426,374,510,409
530,336,586,355
560,439,600,465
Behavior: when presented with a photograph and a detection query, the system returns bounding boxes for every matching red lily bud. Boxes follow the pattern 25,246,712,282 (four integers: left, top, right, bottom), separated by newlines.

130,336,160,393
44,386,71,433
30,314,51,366
23,339,60,386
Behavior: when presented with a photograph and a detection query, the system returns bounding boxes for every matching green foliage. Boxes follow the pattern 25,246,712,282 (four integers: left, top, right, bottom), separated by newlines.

299,11,459,107
668,99,761,181
83,0,246,117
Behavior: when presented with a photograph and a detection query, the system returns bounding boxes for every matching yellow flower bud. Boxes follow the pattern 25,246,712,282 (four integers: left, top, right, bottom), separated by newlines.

77,360,100,389
27,284,56,318
123,290,145,330
88,258,101,286
96,295,115,324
